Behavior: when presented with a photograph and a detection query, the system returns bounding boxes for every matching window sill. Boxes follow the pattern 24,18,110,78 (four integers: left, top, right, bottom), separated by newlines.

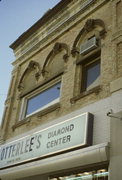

70,85,101,104
37,102,60,118
12,103,60,131
12,118,30,131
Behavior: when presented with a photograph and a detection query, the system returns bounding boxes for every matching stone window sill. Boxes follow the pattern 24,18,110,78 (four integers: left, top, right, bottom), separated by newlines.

70,85,101,104
12,103,60,131
12,118,30,131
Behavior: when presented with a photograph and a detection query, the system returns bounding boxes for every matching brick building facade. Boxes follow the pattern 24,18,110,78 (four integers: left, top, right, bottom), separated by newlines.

0,0,122,179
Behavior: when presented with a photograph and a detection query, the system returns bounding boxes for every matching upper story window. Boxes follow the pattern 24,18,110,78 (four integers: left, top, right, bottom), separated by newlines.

81,50,101,92
71,34,101,104
17,42,69,122
20,81,61,120
85,60,100,91
70,19,106,102
78,35,101,92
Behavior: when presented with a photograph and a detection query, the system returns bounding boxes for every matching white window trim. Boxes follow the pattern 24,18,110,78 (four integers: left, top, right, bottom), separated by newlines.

19,79,62,121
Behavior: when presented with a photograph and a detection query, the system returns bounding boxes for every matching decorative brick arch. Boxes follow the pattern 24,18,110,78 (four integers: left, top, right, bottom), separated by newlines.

42,42,70,76
18,61,41,91
71,19,106,57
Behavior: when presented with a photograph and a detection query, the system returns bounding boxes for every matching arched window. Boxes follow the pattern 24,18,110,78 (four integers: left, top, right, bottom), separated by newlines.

71,19,106,102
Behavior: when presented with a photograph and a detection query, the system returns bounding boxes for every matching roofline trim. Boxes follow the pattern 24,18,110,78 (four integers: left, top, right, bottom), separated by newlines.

10,0,72,49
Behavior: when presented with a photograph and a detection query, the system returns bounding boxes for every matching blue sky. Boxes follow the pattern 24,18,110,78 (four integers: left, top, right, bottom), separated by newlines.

0,0,60,124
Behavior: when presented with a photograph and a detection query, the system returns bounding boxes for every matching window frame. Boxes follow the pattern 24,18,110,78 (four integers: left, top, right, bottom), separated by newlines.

81,56,101,92
19,78,62,120
70,49,101,104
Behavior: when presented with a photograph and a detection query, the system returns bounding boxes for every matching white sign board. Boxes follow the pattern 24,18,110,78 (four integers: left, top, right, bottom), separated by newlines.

0,113,93,169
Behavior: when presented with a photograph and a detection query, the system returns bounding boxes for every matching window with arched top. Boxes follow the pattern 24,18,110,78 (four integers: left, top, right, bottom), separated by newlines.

42,42,70,78
18,42,70,121
71,19,106,103
19,80,61,120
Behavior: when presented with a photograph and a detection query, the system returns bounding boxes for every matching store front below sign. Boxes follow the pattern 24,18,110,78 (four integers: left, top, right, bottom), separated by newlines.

0,142,109,180
50,168,109,180
0,113,109,180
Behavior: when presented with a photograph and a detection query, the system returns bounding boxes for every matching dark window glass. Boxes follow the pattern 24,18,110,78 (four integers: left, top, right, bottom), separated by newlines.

25,82,61,117
86,61,100,89
82,60,100,91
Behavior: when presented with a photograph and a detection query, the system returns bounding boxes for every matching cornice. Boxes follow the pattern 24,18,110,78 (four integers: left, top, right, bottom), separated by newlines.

12,0,110,67
10,0,72,49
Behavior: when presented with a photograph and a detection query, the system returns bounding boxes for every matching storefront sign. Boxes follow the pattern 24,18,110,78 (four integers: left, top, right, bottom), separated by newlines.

0,112,93,169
